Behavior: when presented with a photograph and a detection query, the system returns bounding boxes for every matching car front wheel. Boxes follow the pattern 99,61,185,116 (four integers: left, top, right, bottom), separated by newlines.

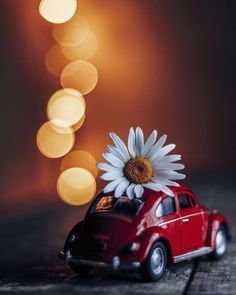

209,226,228,260
141,241,167,281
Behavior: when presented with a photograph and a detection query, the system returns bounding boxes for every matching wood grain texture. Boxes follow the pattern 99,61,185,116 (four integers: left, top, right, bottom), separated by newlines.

187,242,236,295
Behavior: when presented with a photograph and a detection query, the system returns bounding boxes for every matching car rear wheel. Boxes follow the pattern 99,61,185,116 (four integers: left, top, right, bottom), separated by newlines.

68,263,93,277
141,241,167,281
209,226,228,260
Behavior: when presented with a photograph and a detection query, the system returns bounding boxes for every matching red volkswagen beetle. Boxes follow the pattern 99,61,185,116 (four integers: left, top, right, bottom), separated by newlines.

59,184,229,281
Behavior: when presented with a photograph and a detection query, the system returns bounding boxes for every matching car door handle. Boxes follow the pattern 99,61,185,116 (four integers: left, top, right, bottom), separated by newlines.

182,218,189,223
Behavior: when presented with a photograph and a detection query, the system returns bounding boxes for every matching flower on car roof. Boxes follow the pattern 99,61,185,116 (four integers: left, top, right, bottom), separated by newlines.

97,127,185,199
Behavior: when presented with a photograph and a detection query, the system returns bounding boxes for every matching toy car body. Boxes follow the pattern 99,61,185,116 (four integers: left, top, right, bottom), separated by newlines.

59,184,230,281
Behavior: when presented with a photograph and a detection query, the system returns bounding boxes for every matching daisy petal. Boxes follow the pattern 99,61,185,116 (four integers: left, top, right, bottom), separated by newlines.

103,178,125,193
100,171,124,181
126,183,136,199
96,162,122,172
160,154,182,163
134,184,144,198
143,182,174,197
135,127,144,157
106,145,127,163
168,172,186,180
154,169,186,180
166,163,185,171
147,134,167,159
109,132,130,161
128,127,136,158
157,184,175,197
141,130,157,157
143,182,162,192
152,177,180,187
154,162,185,171
114,179,130,198
102,152,125,168
150,144,176,161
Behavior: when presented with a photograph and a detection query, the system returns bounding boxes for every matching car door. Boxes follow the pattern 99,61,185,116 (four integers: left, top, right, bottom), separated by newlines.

155,196,181,256
177,191,204,251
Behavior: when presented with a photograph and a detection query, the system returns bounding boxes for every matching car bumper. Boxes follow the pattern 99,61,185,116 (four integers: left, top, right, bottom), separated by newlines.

58,251,141,270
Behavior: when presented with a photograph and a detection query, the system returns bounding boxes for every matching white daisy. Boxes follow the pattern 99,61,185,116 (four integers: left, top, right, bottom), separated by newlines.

97,127,185,199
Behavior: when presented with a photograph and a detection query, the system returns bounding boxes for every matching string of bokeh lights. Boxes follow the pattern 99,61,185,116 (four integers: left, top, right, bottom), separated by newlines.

37,0,98,205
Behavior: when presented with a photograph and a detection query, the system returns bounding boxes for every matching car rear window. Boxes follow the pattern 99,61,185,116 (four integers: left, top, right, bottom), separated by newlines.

90,195,144,217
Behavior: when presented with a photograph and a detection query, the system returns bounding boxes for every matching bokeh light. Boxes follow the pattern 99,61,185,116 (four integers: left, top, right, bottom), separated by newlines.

72,113,85,131
61,31,98,61
39,0,77,24
53,15,89,47
57,167,96,205
36,121,75,158
61,60,98,95
61,150,98,178
45,44,70,77
47,88,85,127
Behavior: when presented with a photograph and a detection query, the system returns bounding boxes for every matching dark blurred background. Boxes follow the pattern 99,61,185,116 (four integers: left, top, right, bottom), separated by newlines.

0,0,235,280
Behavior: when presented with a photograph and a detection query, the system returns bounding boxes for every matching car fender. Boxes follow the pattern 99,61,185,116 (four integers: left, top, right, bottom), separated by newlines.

206,212,229,249
63,220,84,251
137,226,170,262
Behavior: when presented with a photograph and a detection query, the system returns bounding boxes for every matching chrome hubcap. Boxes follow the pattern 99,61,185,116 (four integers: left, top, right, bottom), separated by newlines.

216,229,227,255
150,247,164,275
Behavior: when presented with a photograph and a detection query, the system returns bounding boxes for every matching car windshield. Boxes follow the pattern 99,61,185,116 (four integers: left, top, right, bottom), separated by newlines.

90,195,144,217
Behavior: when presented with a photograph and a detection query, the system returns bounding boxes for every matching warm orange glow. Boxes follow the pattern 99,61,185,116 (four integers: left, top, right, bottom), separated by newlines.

45,44,70,77
61,60,98,95
47,88,85,127
61,31,98,61
36,121,75,158
52,15,89,47
39,0,77,24
60,150,98,178
57,167,96,205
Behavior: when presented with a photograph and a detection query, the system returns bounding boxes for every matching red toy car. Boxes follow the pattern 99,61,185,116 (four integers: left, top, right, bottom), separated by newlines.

59,184,229,281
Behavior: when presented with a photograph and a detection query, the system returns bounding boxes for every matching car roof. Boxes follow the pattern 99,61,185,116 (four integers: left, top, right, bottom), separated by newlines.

142,183,193,203
97,183,193,204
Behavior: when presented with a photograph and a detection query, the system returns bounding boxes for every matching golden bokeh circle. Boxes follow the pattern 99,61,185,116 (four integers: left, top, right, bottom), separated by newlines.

61,31,98,61
60,150,98,178
53,15,89,47
47,89,86,127
45,44,70,77
57,167,96,205
60,60,98,95
39,0,77,24
36,121,74,158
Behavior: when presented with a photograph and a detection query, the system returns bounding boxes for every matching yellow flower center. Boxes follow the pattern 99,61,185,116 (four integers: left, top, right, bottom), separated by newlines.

124,157,153,184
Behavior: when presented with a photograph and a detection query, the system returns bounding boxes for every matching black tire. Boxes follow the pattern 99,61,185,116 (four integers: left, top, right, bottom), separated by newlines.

208,226,228,260
141,241,167,282
68,263,93,277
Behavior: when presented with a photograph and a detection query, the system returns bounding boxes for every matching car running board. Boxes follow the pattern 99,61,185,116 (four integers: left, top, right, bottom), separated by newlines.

173,246,212,263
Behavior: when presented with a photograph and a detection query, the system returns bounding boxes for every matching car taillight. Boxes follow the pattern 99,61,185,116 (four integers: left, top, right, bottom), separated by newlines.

68,233,77,243
123,241,140,253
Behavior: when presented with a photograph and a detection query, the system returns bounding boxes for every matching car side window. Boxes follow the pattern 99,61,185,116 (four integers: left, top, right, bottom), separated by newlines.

155,197,176,217
179,194,192,209
189,196,196,207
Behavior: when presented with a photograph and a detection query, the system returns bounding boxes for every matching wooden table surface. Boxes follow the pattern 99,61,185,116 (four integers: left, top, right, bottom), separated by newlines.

0,184,235,294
